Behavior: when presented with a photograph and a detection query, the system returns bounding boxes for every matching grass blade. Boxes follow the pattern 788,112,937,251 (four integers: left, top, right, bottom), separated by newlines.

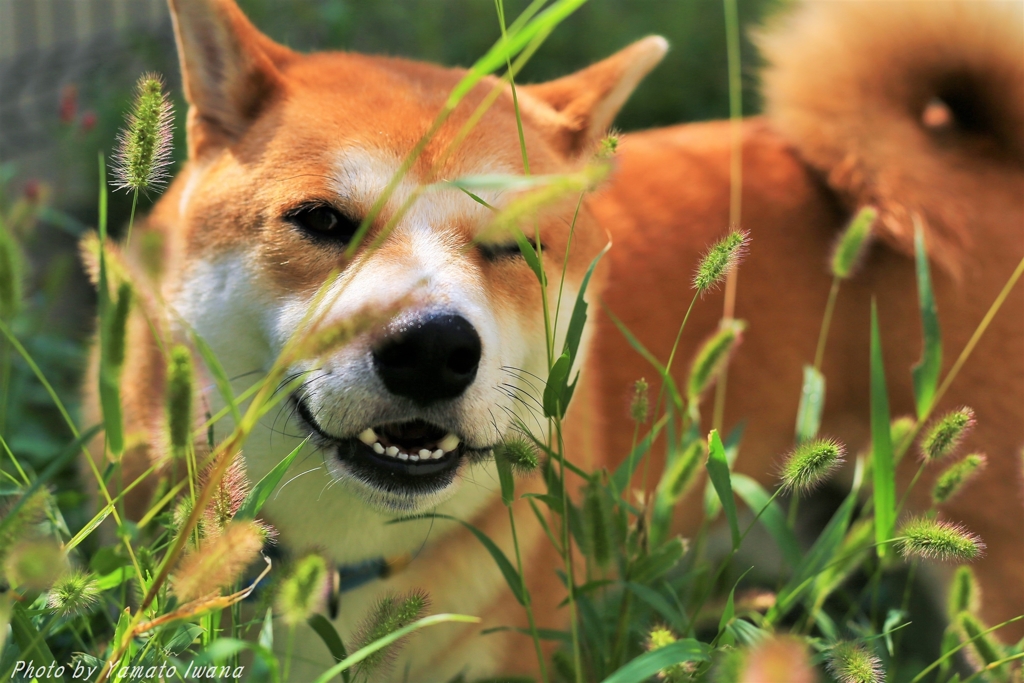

495,445,515,506
543,351,572,418
312,614,480,683
9,603,55,666
625,582,688,634
910,219,942,418
611,414,668,495
516,228,546,286
768,490,857,622
192,331,242,425
562,241,611,364
235,437,309,520
307,613,350,683
449,0,589,104
599,638,709,683
630,537,686,584
604,305,684,411
871,300,896,558
718,567,753,637
95,155,124,456
0,424,101,543
705,429,741,550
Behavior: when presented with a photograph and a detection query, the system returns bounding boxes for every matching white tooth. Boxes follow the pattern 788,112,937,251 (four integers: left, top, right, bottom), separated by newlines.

358,429,378,446
419,449,431,459
372,443,385,455
385,446,399,457
439,433,460,452
432,449,444,459
409,454,420,462
398,452,409,461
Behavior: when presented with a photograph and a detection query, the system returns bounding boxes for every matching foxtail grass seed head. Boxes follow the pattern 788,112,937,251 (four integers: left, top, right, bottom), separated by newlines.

825,642,885,683
921,407,975,462
688,319,745,399
956,611,1005,670
0,227,23,322
583,482,612,567
112,74,174,193
103,282,132,369
596,134,619,160
693,230,749,295
933,454,986,505
167,345,194,455
711,647,745,683
780,438,845,492
3,539,67,591
890,416,916,464
354,590,430,678
948,565,981,619
47,570,101,617
276,552,330,626
171,520,264,602
830,206,877,279
201,455,275,541
897,518,984,562
661,440,705,503
493,435,540,475
631,377,650,423
646,625,692,682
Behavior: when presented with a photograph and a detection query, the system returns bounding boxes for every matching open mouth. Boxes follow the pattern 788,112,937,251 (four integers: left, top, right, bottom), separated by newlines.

294,398,466,493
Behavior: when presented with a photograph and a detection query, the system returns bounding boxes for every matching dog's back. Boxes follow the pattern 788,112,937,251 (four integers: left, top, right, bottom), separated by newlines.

592,0,1024,640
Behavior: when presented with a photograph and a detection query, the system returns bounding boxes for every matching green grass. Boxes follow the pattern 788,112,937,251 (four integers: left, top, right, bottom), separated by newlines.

2,1,1024,682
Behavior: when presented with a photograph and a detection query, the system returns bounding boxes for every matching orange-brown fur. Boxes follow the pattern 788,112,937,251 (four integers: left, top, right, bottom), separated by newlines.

85,0,1023,678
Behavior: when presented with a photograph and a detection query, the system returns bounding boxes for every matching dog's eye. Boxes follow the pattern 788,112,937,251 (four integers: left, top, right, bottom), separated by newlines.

288,204,360,244
479,239,542,262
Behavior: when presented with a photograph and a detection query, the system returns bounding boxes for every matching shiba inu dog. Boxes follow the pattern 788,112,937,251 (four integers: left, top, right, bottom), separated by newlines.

86,0,1022,679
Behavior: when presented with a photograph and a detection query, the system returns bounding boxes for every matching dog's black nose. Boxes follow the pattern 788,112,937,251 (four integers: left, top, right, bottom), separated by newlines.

372,314,482,405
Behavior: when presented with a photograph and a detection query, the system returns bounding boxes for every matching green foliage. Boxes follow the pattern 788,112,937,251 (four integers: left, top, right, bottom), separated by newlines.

688,319,745,401
947,566,980,619
870,301,896,558
830,206,876,280
166,344,194,455
910,219,943,419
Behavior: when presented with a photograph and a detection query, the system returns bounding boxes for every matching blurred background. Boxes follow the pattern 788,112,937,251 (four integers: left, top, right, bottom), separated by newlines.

0,0,776,492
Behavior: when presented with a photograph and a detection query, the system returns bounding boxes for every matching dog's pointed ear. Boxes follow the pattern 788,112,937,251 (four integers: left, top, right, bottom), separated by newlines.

522,36,668,157
168,0,295,156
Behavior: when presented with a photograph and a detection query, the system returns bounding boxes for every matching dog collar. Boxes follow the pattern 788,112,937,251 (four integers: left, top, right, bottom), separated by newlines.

252,545,411,607
335,553,411,593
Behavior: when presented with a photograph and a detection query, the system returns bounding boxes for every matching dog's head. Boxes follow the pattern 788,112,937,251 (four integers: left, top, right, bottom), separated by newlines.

163,0,665,511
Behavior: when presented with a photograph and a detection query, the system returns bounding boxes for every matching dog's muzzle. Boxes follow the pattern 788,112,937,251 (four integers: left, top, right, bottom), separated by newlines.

294,312,487,497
